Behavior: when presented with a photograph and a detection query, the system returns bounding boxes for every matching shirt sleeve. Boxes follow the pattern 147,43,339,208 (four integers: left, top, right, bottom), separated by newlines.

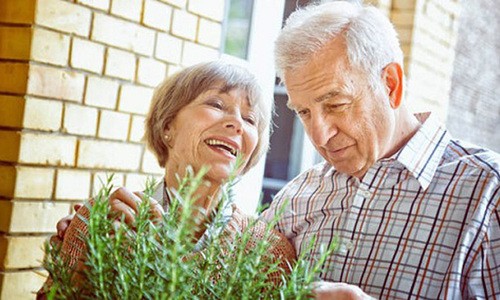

468,186,500,299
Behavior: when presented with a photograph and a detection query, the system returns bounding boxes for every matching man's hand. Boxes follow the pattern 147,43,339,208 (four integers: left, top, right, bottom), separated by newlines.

313,281,375,300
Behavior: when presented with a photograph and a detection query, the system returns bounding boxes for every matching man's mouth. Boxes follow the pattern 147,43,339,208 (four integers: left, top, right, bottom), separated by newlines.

205,139,239,157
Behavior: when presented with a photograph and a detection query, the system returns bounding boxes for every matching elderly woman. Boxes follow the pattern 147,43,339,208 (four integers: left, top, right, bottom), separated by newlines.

38,61,295,297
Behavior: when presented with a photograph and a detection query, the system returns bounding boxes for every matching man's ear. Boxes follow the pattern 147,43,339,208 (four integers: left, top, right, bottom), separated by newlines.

382,62,403,109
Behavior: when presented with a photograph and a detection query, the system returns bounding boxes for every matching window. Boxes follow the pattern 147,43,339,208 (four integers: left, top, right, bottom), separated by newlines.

222,0,254,59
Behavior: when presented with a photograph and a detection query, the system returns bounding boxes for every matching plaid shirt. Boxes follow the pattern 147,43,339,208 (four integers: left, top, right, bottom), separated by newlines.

262,113,500,299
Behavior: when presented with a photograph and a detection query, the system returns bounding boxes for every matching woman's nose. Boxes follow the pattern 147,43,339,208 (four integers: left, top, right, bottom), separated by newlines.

224,114,243,134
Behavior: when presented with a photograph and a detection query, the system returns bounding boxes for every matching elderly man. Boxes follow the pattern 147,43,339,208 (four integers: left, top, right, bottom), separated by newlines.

262,1,500,299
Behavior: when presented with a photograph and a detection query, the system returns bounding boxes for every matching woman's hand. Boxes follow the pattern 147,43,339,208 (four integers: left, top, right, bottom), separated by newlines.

108,187,164,226
54,188,164,241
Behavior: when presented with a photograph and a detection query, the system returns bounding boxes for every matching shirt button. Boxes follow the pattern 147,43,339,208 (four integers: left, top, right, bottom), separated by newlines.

358,189,371,198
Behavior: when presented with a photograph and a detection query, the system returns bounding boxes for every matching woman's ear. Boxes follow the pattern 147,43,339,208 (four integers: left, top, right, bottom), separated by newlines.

382,62,403,109
163,125,173,148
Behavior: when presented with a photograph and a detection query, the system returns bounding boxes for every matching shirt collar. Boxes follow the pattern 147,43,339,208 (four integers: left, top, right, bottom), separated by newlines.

393,112,451,190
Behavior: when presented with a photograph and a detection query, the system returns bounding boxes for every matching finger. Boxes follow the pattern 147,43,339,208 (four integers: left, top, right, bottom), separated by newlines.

73,203,83,212
56,215,75,238
109,187,143,214
109,200,136,225
133,191,165,219
49,235,63,248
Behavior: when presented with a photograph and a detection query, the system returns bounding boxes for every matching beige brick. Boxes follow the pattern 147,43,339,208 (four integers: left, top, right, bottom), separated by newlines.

14,167,55,199
92,13,155,56
77,0,110,11
155,33,183,64
92,172,125,194
111,0,142,22
55,169,91,200
142,0,172,31
182,41,219,66
167,64,182,76
188,0,225,21
118,85,154,115
71,37,105,74
395,27,413,44
142,149,163,174
137,57,167,87
171,9,198,40
159,0,185,8
27,64,85,102
391,10,415,27
19,133,77,166
129,115,145,142
0,0,36,24
31,27,70,66
98,110,130,140
0,62,29,94
0,26,31,60
63,103,98,136
0,95,24,128
197,18,221,48
23,97,63,131
77,140,142,170
0,236,47,269
0,270,48,300
105,47,137,81
9,201,71,232
393,0,416,9
35,0,91,36
84,76,119,109
124,173,150,191
0,131,20,162
0,166,16,198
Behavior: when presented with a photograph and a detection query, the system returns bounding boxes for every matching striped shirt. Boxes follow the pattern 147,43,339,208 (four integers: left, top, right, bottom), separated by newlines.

262,113,500,299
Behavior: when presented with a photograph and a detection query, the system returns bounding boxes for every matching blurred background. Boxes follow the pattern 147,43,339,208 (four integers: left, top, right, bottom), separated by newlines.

0,0,498,298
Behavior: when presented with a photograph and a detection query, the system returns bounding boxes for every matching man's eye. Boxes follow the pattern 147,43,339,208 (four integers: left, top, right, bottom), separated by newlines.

296,109,309,117
327,103,347,111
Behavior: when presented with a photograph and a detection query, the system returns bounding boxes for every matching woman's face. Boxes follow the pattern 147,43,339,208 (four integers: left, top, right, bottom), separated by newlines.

164,86,259,185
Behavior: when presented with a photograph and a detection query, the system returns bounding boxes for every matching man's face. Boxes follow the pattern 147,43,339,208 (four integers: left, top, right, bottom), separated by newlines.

284,38,397,178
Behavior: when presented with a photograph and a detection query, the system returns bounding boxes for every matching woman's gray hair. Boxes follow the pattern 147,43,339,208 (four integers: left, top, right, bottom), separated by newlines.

144,60,273,174
275,0,403,94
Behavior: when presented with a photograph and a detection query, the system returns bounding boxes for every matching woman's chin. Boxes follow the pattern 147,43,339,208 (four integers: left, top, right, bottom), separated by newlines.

205,167,234,185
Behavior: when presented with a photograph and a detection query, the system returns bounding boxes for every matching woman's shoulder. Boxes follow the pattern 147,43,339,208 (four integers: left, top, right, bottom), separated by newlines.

228,204,296,258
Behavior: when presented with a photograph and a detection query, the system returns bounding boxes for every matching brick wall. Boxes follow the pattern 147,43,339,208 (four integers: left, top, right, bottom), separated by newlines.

0,0,225,298
400,0,462,121
446,0,500,152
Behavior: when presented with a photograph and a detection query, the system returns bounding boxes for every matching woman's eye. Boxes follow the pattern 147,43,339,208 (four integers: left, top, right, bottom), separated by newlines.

207,100,224,109
243,116,256,126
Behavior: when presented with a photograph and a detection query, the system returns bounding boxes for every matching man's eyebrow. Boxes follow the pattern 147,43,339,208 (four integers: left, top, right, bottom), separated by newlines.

314,91,340,103
286,90,342,110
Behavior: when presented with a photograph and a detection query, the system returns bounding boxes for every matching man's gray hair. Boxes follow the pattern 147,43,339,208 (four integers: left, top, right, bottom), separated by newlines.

275,0,403,94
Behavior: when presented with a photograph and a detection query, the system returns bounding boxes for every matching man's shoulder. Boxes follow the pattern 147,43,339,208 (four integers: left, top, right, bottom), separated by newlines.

444,139,500,180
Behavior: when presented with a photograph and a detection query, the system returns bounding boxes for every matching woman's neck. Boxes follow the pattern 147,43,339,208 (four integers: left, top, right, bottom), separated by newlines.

164,171,222,239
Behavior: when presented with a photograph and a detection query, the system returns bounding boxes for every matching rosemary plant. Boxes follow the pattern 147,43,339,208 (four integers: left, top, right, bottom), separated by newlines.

43,170,338,299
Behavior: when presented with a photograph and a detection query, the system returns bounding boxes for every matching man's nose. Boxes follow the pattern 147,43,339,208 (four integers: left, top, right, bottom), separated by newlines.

309,114,334,147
